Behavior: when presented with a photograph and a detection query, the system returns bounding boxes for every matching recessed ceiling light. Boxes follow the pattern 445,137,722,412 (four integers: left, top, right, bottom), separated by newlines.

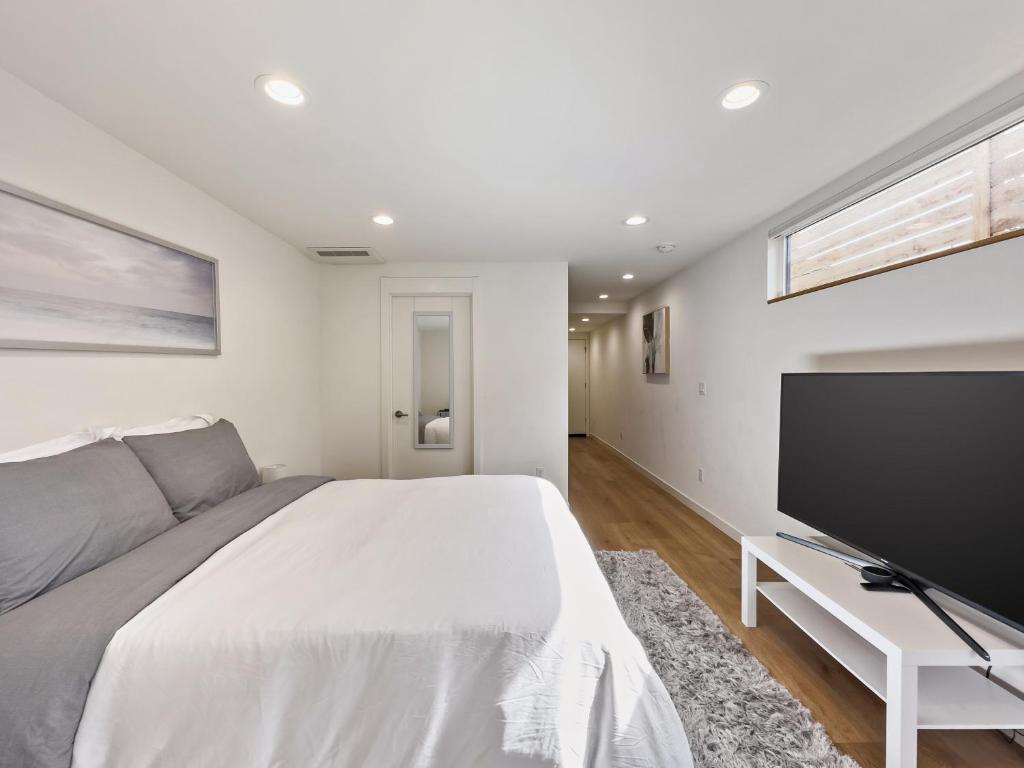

255,74,307,106
721,80,768,110
624,215,649,226
371,214,395,226
622,273,635,280
581,317,590,322
569,327,576,332
598,294,609,299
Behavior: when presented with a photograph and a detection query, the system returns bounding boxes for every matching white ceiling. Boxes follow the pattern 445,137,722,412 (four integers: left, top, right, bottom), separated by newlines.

2,1,1023,303
569,312,620,332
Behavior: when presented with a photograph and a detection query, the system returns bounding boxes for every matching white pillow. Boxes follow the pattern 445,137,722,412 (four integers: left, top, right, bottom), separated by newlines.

0,430,98,464
0,415,218,464
113,414,217,439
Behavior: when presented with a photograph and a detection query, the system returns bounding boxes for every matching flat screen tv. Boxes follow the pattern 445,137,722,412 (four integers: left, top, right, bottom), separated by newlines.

778,372,1024,635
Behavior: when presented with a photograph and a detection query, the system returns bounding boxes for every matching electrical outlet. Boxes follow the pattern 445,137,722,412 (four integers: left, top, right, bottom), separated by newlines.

698,467,704,483
698,382,707,396
535,467,544,478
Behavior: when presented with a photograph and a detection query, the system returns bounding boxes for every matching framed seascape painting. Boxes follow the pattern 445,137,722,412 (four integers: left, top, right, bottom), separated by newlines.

642,305,669,374
0,182,219,354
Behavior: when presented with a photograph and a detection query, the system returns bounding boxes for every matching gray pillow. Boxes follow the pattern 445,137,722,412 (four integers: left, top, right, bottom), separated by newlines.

0,439,178,615
124,419,260,521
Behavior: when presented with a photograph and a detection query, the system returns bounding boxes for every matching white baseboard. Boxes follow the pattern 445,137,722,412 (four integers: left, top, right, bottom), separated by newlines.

586,434,742,542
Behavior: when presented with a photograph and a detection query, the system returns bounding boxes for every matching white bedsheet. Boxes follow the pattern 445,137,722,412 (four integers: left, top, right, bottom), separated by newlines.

73,475,692,768
424,415,450,444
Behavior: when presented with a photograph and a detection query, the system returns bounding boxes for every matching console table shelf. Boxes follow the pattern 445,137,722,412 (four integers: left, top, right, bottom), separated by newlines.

758,581,1024,729
741,536,1024,767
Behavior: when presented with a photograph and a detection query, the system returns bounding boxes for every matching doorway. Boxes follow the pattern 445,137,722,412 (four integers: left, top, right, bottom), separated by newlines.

568,338,588,436
382,284,474,479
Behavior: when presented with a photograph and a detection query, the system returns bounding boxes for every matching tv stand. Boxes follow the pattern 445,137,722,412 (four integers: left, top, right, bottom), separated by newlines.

741,535,1024,768
776,532,991,661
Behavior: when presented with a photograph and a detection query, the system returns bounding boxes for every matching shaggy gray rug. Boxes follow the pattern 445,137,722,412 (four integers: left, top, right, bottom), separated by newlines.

596,549,861,768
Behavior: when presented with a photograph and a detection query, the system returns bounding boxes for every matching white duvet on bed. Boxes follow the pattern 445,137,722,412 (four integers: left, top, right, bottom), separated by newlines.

73,475,691,768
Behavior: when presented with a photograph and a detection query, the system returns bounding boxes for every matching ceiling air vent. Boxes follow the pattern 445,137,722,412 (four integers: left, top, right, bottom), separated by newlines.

305,246,384,265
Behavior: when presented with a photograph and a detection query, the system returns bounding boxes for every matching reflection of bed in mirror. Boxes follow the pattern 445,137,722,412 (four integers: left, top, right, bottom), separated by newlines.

423,415,450,444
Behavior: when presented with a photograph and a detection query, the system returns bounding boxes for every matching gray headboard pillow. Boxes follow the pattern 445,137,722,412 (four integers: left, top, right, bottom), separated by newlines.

123,419,261,522
0,439,178,615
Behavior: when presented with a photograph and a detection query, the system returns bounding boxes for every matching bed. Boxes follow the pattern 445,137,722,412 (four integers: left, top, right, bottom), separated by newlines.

0,419,692,768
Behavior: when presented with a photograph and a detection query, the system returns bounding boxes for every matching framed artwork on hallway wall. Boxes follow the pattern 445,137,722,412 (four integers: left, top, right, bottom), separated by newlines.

642,305,669,374
0,181,219,355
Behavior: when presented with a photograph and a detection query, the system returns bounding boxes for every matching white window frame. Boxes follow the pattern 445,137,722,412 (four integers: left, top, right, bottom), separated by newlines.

768,95,1024,301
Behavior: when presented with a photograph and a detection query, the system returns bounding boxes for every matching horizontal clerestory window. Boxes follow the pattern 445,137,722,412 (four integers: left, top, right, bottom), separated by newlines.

778,119,1024,299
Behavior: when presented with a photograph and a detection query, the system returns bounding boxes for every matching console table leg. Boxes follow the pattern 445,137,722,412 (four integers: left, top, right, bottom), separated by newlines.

741,541,757,627
885,656,918,768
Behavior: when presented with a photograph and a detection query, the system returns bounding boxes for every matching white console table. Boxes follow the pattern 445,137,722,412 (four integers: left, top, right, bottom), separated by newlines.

741,535,1024,768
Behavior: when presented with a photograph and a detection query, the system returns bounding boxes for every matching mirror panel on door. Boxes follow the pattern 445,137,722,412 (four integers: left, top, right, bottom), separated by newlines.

415,312,452,448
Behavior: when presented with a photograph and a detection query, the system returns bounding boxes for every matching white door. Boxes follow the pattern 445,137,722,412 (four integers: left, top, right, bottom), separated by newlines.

389,295,473,478
568,339,588,435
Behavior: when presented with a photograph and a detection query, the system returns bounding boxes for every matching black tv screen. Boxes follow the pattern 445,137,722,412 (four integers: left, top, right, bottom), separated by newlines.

778,372,1024,633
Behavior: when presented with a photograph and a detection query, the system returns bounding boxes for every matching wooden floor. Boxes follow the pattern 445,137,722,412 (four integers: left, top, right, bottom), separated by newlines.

568,435,1024,768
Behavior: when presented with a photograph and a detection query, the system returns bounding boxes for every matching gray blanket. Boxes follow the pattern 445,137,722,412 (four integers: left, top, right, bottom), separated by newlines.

0,475,331,768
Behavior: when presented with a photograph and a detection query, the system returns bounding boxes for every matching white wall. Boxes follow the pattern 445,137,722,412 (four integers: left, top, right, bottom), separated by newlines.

0,68,323,473
589,227,1024,538
588,72,1024,539
320,261,569,496
0,69,568,493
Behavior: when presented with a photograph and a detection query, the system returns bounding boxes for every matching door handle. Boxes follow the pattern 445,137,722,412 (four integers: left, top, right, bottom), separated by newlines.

394,410,409,418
